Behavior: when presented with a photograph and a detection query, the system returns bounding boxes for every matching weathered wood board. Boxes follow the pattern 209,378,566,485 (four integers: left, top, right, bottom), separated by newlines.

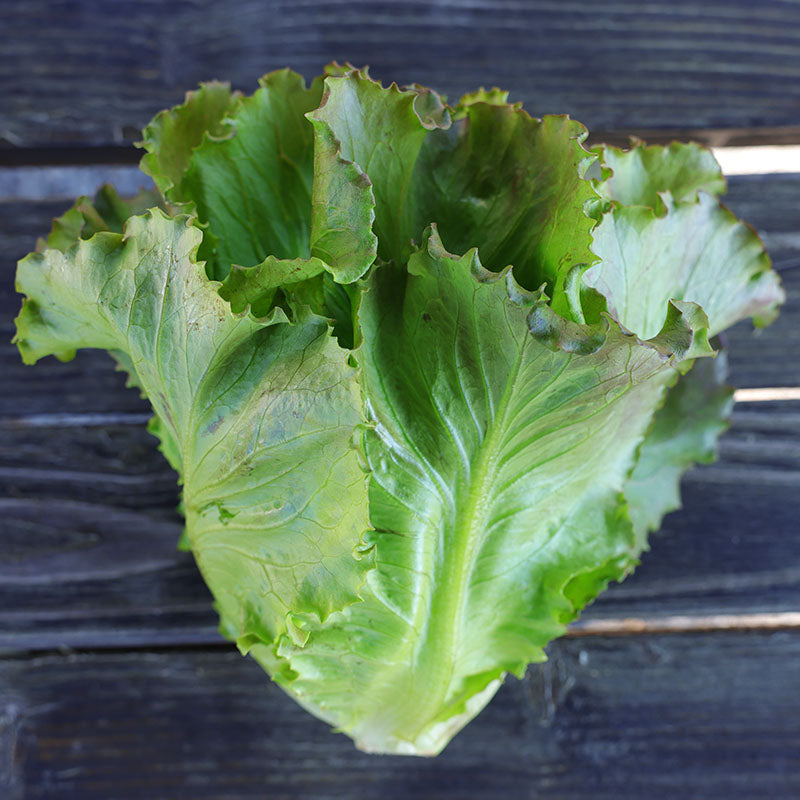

3,1,800,150
2,633,799,799
2,4,800,791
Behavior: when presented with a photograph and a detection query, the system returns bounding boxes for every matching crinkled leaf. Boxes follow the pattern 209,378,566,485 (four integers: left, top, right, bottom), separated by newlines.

139,81,239,201
309,70,598,317
272,228,685,755
307,70,438,271
306,116,377,281
457,87,515,108
626,351,734,547
219,258,360,348
410,87,452,129
220,256,327,317
34,184,165,402
287,272,361,349
586,191,784,339
143,68,363,327
15,210,371,647
177,70,324,279
415,106,597,316
38,184,162,251
595,140,727,212
648,299,713,362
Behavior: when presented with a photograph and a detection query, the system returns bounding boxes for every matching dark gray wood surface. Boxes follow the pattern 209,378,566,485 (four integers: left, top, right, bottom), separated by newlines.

0,175,798,656
1,167,798,797
2,2,800,795
4,0,800,152
2,633,799,799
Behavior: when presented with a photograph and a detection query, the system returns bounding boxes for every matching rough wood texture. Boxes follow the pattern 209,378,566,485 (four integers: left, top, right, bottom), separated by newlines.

2,10,800,785
2,633,799,798
1,173,798,651
2,175,800,396
1,407,797,651
3,0,800,150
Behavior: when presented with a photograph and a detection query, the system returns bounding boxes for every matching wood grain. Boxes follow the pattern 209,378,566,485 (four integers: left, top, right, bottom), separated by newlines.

1,171,798,650
3,1,800,150
1,405,798,650
2,175,800,397
2,633,799,798
2,4,799,794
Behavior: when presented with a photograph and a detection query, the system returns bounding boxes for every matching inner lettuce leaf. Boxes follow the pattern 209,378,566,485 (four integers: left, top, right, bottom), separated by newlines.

14,66,784,756
274,227,690,753
306,68,598,318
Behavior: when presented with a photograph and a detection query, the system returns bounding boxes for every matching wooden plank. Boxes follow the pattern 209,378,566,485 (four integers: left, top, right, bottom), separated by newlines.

720,184,800,387
0,497,217,651
723,173,800,236
2,175,799,398
724,255,800,388
3,1,800,150
0,172,798,649
0,422,178,509
1,632,799,798
0,401,797,650
0,166,150,202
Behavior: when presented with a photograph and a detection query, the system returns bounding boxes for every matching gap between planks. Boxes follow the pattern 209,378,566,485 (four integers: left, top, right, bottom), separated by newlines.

734,387,800,402
568,612,800,637
2,145,800,200
3,128,800,170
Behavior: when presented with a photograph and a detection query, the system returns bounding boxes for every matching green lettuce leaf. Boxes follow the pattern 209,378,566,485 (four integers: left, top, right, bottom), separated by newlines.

307,68,598,317
594,140,727,211
586,141,784,339
15,209,371,652
38,184,162,251
176,70,324,279
273,227,697,754
590,140,782,545
139,81,240,204
140,68,364,336
14,69,785,756
625,351,734,547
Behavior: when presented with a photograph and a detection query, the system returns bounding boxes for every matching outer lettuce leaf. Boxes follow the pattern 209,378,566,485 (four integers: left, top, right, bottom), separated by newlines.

586,142,784,339
590,140,781,547
15,210,371,652
595,140,727,211
139,81,239,203
625,352,734,547
33,183,168,403
38,184,162,251
270,228,704,754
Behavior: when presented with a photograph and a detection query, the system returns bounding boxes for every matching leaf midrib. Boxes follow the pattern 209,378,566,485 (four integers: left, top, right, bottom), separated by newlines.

411,334,528,727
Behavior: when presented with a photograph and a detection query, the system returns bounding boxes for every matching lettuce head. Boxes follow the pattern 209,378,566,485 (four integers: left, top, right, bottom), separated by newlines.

13,66,784,755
